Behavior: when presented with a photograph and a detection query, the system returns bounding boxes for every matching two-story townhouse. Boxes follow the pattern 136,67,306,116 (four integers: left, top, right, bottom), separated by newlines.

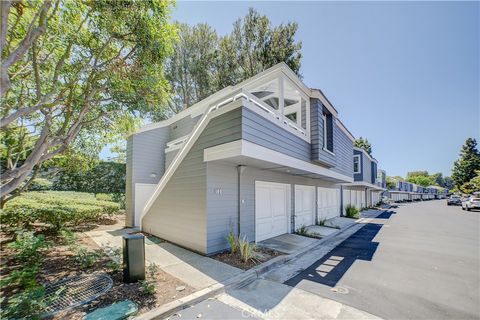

125,63,356,255
341,147,385,211
389,180,412,202
373,169,387,204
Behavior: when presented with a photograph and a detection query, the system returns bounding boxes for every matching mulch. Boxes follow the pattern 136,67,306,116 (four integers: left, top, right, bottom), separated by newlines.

213,246,283,270
0,217,195,319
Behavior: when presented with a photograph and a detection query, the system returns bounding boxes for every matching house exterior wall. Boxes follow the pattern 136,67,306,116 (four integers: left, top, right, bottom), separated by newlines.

353,150,363,181
370,162,377,184
242,107,311,162
125,126,169,227
206,162,340,254
142,109,242,254
310,98,335,167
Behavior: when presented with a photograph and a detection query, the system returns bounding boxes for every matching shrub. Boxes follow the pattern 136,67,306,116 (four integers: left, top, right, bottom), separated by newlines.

95,193,113,201
74,247,101,269
140,263,159,294
238,236,256,263
226,231,237,254
0,287,50,320
27,178,53,191
7,231,52,265
0,265,39,289
345,205,359,219
2,191,121,231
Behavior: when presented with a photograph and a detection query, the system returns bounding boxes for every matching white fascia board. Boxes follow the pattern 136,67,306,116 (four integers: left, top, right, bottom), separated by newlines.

310,89,339,118
131,86,236,136
343,181,385,191
353,147,378,164
336,119,355,142
204,139,353,183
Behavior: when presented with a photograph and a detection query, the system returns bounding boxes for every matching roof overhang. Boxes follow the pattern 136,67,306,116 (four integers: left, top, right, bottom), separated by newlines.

353,147,378,164
343,181,385,191
204,139,353,183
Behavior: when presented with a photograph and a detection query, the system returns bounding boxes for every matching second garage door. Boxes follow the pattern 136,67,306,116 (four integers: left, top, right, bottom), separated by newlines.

317,187,340,220
295,185,316,229
255,181,290,242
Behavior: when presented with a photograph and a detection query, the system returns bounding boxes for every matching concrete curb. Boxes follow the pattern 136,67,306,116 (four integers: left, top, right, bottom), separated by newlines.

134,208,389,320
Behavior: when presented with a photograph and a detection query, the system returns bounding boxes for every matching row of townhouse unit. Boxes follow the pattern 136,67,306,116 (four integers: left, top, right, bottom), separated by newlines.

388,181,447,202
126,63,387,255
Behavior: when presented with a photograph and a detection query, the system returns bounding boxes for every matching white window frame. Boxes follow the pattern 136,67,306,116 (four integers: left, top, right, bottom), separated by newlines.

353,155,361,174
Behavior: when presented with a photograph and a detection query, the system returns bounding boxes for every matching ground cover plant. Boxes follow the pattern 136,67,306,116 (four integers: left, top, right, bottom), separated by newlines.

0,215,194,319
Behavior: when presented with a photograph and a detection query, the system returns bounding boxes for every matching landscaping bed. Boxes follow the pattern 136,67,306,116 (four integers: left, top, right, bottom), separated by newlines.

0,191,194,319
213,246,282,270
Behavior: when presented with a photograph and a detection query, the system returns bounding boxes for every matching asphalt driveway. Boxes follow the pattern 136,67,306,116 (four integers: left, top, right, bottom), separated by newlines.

284,200,480,319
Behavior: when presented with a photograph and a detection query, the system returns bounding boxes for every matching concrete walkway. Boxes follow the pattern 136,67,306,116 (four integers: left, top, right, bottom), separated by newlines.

171,278,380,319
85,226,242,290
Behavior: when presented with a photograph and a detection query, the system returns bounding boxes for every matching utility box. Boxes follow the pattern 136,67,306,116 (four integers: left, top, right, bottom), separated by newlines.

123,233,145,283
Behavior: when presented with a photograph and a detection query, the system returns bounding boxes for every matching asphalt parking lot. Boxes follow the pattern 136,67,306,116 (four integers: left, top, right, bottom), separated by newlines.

285,200,480,319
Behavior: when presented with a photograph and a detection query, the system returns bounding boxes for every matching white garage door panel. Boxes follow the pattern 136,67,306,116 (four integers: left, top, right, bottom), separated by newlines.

295,185,315,229
134,183,156,227
255,181,289,242
318,187,340,220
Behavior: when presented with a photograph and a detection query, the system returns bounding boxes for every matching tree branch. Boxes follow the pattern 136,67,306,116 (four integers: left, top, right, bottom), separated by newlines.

1,0,52,96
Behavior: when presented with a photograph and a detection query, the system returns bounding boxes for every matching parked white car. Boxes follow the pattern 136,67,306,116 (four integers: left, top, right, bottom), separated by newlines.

462,196,480,211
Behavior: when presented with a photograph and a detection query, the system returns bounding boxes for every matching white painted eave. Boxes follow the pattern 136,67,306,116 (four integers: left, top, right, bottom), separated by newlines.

204,139,353,183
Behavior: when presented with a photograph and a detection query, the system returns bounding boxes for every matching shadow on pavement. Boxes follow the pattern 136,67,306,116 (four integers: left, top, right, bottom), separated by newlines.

284,210,396,288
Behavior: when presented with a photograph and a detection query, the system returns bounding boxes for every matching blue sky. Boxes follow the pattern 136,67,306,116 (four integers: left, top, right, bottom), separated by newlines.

102,1,479,177
170,1,479,177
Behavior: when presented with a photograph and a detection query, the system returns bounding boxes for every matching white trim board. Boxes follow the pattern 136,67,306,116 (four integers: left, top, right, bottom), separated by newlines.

353,146,378,164
204,139,353,183
343,181,385,191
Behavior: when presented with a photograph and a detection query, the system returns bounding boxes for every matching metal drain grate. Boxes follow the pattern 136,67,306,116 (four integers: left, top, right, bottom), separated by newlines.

43,273,113,316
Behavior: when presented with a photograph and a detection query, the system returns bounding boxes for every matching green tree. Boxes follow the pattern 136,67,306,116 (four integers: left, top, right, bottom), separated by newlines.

451,138,480,188
1,0,176,200
459,170,480,194
406,175,434,187
159,8,302,119
407,171,429,178
354,137,372,155
443,176,455,190
386,176,403,189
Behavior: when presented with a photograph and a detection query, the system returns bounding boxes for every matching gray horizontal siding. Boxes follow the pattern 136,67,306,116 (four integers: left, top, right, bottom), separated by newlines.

242,107,311,162
330,123,353,177
169,115,195,141
143,108,242,254
311,99,335,167
125,126,169,227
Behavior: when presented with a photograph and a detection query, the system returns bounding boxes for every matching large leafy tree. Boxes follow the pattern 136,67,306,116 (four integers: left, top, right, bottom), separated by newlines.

158,8,302,119
1,0,176,201
354,137,372,155
451,138,480,188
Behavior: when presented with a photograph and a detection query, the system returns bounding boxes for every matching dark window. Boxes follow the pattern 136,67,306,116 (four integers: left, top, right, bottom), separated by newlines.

323,111,334,153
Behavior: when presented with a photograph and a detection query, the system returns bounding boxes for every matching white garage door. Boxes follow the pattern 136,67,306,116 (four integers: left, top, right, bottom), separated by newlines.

134,183,156,227
295,185,316,229
255,181,290,242
318,187,340,220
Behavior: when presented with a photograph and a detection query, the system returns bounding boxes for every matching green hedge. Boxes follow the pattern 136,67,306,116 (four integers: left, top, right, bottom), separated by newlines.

2,191,120,231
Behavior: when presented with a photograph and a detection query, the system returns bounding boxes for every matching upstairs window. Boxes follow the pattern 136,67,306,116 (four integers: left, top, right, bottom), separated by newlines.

322,111,334,153
353,155,361,173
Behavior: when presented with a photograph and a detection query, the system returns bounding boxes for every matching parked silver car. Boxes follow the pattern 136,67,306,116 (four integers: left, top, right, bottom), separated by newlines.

462,196,480,211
